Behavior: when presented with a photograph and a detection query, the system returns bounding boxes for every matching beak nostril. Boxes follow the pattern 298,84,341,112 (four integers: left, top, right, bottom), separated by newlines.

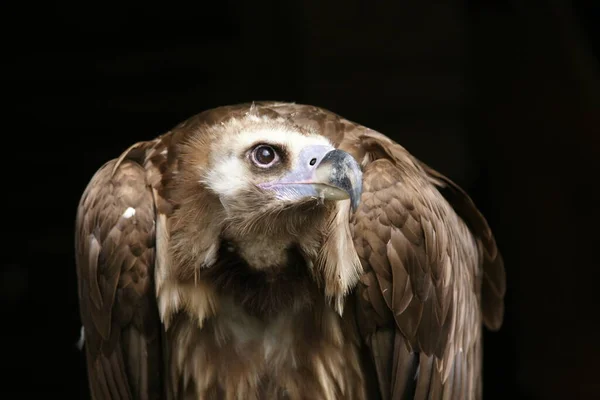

309,158,317,166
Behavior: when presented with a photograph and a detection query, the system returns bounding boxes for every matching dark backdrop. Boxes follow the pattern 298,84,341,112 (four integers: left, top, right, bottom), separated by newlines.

2,1,599,399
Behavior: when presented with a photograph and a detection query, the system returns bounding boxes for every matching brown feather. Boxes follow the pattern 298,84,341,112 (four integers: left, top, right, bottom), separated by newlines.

390,330,417,399
367,329,394,399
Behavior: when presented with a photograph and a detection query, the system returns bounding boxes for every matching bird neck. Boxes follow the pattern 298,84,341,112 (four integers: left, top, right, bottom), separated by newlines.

200,238,319,321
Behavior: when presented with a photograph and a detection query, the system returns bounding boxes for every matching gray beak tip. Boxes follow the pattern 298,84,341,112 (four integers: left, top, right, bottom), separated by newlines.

318,149,363,212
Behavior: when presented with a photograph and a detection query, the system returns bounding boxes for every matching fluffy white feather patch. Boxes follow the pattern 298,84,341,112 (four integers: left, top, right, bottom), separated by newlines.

122,207,136,218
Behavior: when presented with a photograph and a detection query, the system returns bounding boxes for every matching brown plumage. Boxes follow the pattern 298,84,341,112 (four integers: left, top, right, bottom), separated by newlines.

75,102,506,400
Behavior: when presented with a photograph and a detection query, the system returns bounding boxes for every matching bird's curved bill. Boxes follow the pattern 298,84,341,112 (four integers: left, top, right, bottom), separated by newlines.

259,145,363,211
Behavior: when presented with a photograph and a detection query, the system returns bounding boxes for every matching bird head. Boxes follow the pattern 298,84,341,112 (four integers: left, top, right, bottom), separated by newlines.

200,115,363,233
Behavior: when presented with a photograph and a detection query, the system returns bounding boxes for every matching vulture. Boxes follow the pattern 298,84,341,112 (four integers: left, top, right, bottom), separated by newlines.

75,102,506,400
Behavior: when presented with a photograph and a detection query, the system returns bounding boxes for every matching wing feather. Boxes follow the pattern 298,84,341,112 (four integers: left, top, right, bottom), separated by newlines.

348,134,501,399
76,141,166,400
420,163,506,331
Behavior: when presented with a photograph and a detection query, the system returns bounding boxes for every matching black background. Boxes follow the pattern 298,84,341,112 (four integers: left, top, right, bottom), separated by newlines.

2,1,599,399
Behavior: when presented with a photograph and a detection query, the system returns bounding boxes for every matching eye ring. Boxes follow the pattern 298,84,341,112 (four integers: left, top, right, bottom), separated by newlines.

251,144,280,168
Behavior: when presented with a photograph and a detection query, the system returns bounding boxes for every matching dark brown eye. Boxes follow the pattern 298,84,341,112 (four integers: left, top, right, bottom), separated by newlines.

251,145,279,167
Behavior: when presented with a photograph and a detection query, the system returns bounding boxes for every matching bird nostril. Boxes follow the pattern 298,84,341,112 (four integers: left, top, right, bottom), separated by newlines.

309,158,317,166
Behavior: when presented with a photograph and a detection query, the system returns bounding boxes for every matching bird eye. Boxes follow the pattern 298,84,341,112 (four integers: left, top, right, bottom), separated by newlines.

251,145,279,167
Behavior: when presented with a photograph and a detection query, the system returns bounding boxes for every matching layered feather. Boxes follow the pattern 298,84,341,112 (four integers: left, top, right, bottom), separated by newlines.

75,138,167,400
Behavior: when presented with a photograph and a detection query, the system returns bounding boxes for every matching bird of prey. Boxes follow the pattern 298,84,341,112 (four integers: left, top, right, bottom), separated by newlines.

75,102,505,400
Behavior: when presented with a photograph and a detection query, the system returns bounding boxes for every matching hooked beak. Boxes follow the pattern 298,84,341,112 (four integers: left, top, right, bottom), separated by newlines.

259,145,363,211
